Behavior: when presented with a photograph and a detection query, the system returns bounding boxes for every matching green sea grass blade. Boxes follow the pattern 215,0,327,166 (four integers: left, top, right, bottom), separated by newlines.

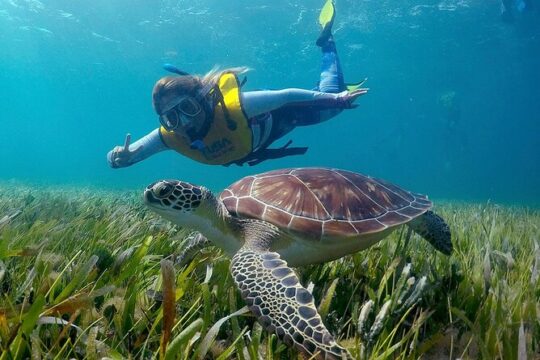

318,278,338,321
30,329,41,360
53,255,98,303
228,291,245,360
115,235,153,285
121,280,138,340
46,251,82,302
86,326,98,360
44,285,115,316
0,238,7,260
164,318,204,360
371,309,432,360
376,258,401,301
195,306,249,360
247,322,263,359
0,210,22,231
10,295,45,360
215,326,248,360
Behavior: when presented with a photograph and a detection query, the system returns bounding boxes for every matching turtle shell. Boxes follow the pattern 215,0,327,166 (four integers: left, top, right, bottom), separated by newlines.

219,168,432,238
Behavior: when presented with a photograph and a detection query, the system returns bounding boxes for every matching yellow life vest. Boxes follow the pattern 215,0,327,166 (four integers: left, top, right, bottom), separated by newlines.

159,73,252,165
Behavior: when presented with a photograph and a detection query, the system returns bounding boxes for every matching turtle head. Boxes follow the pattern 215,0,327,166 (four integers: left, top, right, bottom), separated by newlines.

144,180,216,228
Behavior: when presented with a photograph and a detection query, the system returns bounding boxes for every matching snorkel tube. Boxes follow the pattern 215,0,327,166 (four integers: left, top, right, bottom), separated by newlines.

162,63,190,76
162,63,214,99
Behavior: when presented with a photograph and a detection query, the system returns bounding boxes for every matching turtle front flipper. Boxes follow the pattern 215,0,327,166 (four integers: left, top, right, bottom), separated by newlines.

231,247,351,359
408,210,452,255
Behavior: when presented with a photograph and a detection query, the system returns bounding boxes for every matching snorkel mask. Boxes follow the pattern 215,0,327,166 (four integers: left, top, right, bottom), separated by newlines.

158,64,215,133
159,96,204,132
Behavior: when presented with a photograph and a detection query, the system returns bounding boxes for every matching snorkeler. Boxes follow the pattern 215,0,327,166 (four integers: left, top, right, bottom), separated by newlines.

107,0,368,167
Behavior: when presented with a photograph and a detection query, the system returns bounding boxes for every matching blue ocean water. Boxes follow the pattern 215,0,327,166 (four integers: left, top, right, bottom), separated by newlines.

0,0,538,206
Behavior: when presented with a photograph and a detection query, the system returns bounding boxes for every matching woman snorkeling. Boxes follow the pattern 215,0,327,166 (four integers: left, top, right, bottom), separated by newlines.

107,0,368,168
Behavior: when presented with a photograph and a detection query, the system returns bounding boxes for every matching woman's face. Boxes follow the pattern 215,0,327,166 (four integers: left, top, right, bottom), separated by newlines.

159,96,207,135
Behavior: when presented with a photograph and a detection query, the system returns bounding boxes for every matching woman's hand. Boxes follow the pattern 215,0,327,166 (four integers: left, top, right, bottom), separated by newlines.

336,88,369,109
109,133,144,168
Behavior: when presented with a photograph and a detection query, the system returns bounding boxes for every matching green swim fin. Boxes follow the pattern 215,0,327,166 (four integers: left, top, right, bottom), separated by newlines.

346,78,368,91
316,0,335,47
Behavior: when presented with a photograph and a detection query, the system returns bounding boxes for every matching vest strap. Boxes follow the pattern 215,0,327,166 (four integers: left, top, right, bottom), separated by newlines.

225,140,308,167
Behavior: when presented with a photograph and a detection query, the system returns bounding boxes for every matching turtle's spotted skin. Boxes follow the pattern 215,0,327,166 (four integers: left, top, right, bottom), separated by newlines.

232,249,349,359
145,181,203,211
220,168,432,239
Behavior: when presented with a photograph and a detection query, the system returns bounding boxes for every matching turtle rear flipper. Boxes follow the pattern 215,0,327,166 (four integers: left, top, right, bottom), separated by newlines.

408,210,452,255
231,247,351,359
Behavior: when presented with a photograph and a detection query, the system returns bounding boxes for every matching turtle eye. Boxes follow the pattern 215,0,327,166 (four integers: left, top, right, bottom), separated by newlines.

152,181,174,199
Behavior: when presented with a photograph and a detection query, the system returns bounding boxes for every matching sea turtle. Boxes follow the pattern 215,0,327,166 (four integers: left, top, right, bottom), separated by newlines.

143,168,452,359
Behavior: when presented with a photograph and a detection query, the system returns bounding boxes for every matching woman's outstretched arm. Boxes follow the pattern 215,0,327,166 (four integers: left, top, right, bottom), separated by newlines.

240,88,366,119
107,129,169,168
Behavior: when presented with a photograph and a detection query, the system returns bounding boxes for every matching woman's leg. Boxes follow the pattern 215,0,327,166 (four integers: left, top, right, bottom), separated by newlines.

318,41,345,94
315,1,345,123
268,0,345,136
317,0,345,94
311,40,345,124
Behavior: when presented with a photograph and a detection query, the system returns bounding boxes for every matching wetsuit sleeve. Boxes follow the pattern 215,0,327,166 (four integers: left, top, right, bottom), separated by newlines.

107,128,169,168
241,89,346,118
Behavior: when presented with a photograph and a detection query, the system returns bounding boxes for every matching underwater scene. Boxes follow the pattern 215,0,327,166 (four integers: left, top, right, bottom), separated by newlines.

1,0,539,359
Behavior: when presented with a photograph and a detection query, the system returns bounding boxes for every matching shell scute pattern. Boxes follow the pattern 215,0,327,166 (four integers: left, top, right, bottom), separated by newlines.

221,197,238,214
352,219,386,234
291,169,380,220
263,206,291,227
376,211,410,226
228,176,255,195
369,176,416,202
333,170,413,212
253,174,329,219
220,168,432,239
398,206,425,218
289,216,324,237
323,220,357,236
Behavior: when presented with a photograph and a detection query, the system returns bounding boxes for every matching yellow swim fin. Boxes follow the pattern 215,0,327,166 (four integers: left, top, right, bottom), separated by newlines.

346,78,368,91
318,0,335,29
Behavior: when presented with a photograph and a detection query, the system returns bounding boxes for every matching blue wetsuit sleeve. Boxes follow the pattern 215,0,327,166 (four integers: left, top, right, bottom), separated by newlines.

240,89,344,118
107,128,169,168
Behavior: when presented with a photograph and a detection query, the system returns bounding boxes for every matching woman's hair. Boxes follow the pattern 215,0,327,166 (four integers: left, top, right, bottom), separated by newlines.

152,66,249,115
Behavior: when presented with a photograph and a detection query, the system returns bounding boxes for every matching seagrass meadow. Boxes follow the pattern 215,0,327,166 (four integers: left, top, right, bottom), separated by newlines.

0,184,538,360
